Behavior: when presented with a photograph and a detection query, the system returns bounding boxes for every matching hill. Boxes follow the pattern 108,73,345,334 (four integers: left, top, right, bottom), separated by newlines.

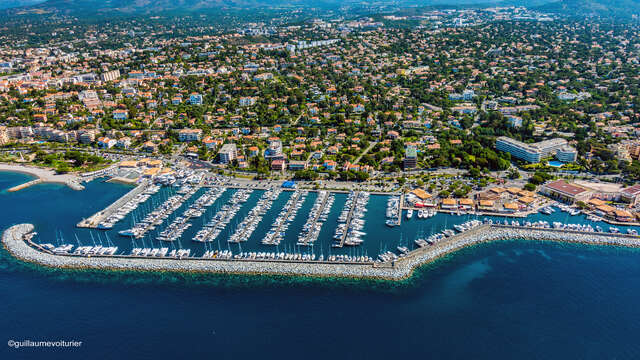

3,0,342,15
535,0,640,18
0,0,45,10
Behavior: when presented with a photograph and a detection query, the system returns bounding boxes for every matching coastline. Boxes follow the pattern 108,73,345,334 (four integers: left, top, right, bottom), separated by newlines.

4,223,640,282
0,163,84,191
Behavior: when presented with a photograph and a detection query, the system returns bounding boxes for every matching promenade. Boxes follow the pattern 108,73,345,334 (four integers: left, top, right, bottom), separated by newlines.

5,222,640,281
0,163,84,191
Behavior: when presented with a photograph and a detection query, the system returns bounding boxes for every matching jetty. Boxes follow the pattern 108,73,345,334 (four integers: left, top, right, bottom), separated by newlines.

6,221,640,280
77,180,150,228
8,178,43,192
6,222,640,281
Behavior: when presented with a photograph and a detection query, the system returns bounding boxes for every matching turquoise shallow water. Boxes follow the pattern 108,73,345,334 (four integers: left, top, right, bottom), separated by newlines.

2,172,640,359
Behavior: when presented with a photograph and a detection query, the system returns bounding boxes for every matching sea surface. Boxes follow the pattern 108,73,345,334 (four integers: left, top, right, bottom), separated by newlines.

2,171,640,359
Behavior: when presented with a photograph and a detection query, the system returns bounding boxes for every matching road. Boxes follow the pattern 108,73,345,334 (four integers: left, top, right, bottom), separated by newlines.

353,141,378,165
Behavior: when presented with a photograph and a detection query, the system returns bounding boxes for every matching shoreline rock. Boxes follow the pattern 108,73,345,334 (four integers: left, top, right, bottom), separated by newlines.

3,223,640,281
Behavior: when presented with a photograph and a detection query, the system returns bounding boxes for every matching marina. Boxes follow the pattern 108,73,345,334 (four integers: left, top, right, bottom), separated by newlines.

6,173,640,274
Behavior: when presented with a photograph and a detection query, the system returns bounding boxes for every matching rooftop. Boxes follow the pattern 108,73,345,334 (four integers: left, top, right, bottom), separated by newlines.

544,180,589,197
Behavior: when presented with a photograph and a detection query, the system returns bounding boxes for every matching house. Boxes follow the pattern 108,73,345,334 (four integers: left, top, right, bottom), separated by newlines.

478,200,495,211
612,209,634,222
458,198,474,209
239,97,256,107
265,140,283,159
248,146,259,157
323,160,337,171
113,109,128,120
97,137,116,149
271,159,285,171
178,129,202,142
502,202,520,213
288,160,308,171
408,189,434,206
78,130,96,144
142,141,157,153
189,93,203,105
116,137,131,149
202,137,217,149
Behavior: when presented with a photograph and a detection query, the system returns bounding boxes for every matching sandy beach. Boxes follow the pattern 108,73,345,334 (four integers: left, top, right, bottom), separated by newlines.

0,163,84,191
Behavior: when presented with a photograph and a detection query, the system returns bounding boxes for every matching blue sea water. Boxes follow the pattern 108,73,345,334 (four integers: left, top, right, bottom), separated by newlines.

2,172,640,359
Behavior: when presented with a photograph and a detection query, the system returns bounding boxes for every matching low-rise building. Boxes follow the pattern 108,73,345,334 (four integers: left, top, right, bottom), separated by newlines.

541,180,592,204
271,159,285,172
288,160,308,171
178,129,202,142
620,184,640,206
97,136,116,149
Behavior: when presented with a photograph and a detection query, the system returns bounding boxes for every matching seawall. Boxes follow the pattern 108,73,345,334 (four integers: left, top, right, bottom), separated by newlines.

4,223,640,281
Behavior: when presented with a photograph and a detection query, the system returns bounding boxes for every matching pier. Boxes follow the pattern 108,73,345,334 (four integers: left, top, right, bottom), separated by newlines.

397,193,404,225
335,191,369,247
77,180,150,228
337,196,358,247
135,185,200,238
264,190,303,244
299,191,331,246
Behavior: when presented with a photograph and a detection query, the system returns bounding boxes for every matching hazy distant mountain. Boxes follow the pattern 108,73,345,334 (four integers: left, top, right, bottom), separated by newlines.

2,0,536,16
535,0,640,18
5,0,339,15
0,0,45,10
5,0,640,18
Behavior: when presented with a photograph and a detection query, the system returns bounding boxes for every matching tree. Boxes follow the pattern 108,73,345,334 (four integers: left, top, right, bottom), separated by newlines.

507,168,521,179
56,162,71,174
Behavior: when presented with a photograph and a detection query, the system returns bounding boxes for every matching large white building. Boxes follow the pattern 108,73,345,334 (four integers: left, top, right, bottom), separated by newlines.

496,136,576,163
556,146,578,163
